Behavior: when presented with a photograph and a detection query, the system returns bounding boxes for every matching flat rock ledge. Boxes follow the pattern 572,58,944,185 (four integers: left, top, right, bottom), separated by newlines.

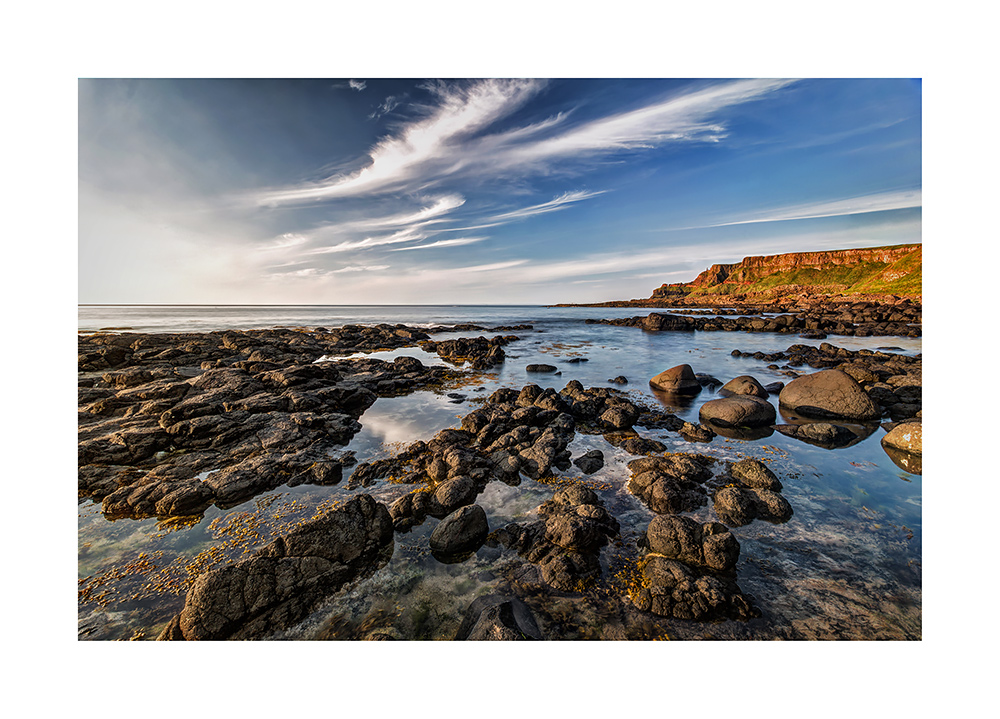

157,494,393,641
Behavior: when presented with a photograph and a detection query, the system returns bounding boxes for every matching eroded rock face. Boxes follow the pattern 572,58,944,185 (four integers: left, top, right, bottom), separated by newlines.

158,494,393,641
493,485,620,592
779,369,880,421
626,453,715,514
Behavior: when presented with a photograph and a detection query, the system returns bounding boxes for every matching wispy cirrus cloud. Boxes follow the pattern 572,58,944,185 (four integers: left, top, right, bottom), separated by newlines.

389,237,486,251
487,190,606,222
673,188,922,230
252,78,796,207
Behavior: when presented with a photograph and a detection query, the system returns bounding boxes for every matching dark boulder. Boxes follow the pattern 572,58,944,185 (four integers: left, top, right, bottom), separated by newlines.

429,504,490,558
573,449,605,474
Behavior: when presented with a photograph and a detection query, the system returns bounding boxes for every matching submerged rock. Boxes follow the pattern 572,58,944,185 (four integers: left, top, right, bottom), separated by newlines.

158,494,393,641
454,595,542,640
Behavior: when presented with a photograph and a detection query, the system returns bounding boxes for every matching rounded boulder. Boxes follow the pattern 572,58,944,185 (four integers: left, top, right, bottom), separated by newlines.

778,370,880,421
699,395,776,428
650,364,702,395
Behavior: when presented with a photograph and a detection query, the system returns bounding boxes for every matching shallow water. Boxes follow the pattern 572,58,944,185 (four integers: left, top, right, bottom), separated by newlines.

77,305,921,641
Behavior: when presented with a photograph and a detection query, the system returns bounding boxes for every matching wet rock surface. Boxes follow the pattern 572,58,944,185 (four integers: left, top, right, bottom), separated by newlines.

79,314,921,642
626,453,716,514
158,494,393,640
79,330,474,519
492,485,620,592
712,459,793,527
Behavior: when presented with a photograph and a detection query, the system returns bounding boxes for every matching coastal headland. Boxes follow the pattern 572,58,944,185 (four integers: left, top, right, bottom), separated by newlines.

557,243,921,309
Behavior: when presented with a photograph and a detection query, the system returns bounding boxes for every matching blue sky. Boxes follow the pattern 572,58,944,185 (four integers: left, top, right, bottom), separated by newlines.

78,78,921,304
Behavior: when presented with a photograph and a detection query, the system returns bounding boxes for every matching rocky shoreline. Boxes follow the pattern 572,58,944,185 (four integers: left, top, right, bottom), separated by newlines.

79,310,921,640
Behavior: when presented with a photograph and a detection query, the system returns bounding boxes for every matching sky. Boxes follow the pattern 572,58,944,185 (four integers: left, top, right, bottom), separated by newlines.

78,78,921,305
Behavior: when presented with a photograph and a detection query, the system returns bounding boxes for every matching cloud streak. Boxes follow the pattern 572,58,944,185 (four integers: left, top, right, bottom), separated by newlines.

673,188,922,230
252,78,796,206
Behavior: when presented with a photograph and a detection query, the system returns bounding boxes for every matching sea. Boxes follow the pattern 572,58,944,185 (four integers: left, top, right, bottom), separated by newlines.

78,305,923,640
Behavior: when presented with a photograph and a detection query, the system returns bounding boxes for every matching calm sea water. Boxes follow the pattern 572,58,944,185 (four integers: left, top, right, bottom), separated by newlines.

78,305,922,640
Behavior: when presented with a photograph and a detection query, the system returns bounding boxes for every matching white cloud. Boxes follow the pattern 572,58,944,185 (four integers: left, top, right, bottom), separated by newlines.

680,188,922,229
487,190,606,222
389,237,486,251
349,79,366,91
253,79,796,207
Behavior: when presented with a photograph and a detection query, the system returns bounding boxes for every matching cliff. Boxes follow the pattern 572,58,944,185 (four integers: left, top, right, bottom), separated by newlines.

562,243,921,307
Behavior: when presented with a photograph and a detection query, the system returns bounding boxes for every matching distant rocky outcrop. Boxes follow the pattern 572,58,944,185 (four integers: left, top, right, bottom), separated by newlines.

561,243,921,307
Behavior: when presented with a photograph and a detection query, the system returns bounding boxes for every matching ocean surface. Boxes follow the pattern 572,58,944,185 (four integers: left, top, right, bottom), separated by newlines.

78,305,922,640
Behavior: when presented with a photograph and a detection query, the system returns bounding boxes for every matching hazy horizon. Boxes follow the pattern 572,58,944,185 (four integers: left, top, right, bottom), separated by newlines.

79,79,921,305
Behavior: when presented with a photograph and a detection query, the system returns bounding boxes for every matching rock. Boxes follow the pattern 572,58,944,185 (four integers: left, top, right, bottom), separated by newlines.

573,449,605,474
713,486,792,526
649,364,702,395
627,454,714,514
630,556,756,621
881,420,921,455
644,515,740,572
608,376,629,385
775,421,863,448
699,395,776,428
778,369,880,421
718,375,769,398
160,494,393,641
678,422,715,443
493,486,619,592
730,458,782,491
429,504,489,557
763,381,785,395
599,403,639,430
432,476,478,514
526,364,558,373
454,596,542,640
